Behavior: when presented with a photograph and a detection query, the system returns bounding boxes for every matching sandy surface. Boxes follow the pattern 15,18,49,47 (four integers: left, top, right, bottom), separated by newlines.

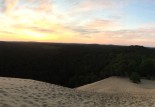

76,76,155,107
0,77,155,107
77,76,155,94
0,77,105,107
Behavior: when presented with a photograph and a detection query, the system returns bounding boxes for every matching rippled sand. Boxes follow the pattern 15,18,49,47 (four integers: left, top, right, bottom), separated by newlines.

0,77,155,107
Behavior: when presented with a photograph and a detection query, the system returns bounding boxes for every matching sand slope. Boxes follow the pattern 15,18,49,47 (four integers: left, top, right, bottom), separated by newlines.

76,76,155,107
0,77,111,107
0,77,155,107
76,76,155,94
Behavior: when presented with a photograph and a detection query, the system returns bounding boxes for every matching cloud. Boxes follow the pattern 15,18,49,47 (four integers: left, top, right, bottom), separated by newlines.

69,26,100,35
1,0,53,14
93,26,155,46
71,0,132,12
2,0,19,13
0,31,15,35
13,24,54,34
29,0,53,13
85,19,122,30
67,19,122,38
64,0,132,27
66,22,155,46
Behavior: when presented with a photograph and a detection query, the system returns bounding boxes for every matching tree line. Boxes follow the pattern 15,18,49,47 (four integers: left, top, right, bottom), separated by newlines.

0,42,155,87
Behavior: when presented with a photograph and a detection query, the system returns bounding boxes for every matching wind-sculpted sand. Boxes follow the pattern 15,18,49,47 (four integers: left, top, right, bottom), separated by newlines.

77,77,155,94
0,77,155,107
77,77,155,107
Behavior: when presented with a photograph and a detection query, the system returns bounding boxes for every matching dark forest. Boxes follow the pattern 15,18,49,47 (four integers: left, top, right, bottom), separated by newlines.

0,41,155,88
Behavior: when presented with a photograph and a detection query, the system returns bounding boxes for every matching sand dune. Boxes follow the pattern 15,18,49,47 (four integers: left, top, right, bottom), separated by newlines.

76,76,155,107
0,77,107,107
76,76,155,94
0,77,155,107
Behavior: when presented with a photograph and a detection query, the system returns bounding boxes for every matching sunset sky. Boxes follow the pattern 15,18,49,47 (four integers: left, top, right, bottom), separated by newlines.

0,0,155,46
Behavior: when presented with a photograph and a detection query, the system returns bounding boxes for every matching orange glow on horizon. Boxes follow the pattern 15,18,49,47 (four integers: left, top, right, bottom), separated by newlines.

1,0,155,47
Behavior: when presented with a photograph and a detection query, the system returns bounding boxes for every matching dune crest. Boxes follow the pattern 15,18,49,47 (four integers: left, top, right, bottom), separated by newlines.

0,77,100,107
76,76,155,94
1,77,155,107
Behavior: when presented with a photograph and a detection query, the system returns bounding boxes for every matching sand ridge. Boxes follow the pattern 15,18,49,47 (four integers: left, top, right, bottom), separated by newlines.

0,77,155,107
0,77,105,107
76,76,155,94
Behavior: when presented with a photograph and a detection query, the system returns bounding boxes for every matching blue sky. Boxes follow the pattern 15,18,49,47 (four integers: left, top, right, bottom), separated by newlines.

0,0,155,47
123,1,155,27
